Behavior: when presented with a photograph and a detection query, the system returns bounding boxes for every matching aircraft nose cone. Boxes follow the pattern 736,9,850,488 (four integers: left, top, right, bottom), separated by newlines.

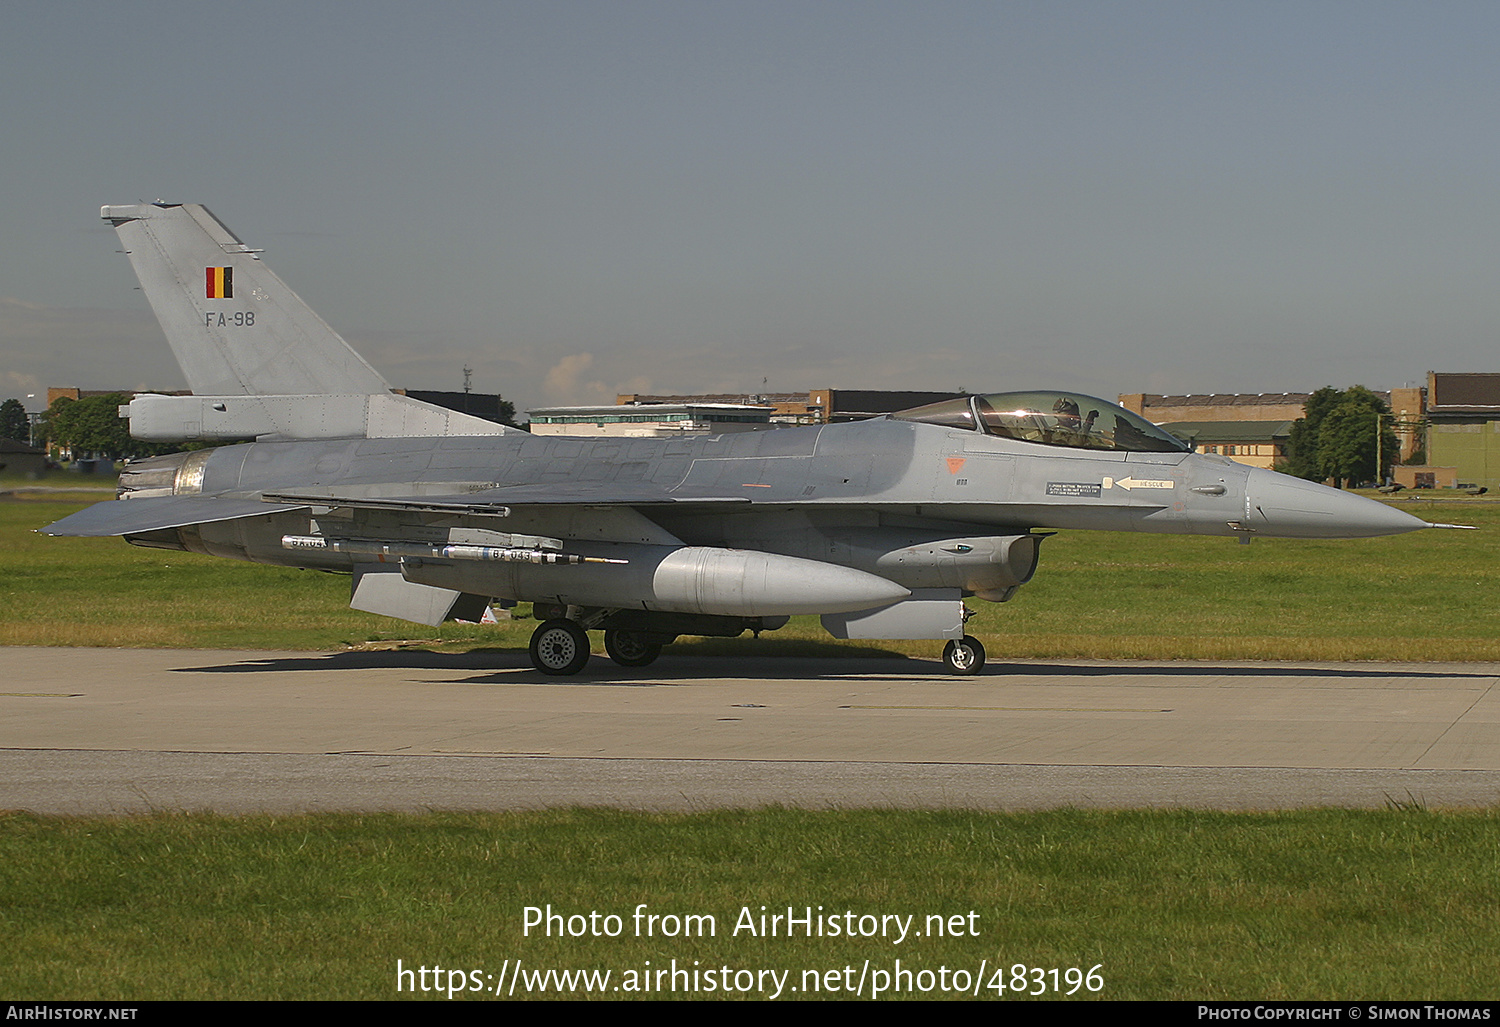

1243,468,1428,538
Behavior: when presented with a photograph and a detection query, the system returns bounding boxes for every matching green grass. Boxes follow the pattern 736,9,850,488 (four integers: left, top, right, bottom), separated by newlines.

2,808,1497,1000
4,495,1498,658
6,495,1499,1001
1,499,408,648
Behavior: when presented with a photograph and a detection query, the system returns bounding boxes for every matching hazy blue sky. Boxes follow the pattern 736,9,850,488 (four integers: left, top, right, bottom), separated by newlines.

5,1,1499,414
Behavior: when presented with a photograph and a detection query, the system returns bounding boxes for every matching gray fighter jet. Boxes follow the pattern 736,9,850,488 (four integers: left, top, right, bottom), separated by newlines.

44,203,1440,675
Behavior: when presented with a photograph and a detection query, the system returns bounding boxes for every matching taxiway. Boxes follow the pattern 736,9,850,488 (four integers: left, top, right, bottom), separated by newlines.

3,647,1497,812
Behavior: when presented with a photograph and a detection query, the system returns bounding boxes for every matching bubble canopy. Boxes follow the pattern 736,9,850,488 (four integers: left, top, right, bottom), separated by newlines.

892,392,1190,454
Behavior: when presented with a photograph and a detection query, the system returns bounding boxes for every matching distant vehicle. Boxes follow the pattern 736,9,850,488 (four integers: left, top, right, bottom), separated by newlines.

45,203,1444,675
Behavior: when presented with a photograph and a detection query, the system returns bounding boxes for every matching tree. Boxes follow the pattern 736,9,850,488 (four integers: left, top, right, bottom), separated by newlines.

1285,386,1399,488
0,398,28,444
497,397,517,428
1320,387,1399,488
36,396,72,458
41,393,135,461
1283,386,1343,480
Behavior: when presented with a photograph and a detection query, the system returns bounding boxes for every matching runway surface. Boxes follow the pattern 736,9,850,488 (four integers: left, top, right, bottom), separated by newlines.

3,647,1498,812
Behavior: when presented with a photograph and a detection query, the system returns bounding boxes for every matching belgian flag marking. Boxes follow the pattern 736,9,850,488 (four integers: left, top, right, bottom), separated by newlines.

205,266,233,299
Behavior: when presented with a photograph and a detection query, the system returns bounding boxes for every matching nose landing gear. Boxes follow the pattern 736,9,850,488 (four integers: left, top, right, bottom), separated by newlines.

942,635,986,675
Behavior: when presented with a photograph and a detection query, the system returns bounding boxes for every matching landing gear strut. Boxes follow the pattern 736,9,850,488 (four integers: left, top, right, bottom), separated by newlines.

528,618,590,676
942,635,986,675
603,629,662,667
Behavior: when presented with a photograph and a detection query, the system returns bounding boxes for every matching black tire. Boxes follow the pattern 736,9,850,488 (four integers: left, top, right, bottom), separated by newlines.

942,635,986,675
529,619,590,676
604,629,663,667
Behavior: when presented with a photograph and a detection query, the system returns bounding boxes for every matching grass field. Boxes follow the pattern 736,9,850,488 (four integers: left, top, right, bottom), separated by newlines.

5,489,1498,1002
3,492,1496,660
4,807,1499,1001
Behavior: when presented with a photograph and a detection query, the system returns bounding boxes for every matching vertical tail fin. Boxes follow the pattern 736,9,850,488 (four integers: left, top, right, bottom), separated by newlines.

103,202,390,396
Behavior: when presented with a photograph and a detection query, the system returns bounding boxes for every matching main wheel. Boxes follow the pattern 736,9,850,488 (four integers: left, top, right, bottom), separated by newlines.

604,629,662,667
942,635,986,675
529,619,590,676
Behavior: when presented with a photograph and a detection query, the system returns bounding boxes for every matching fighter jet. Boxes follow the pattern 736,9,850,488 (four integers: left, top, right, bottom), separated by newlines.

44,202,1438,675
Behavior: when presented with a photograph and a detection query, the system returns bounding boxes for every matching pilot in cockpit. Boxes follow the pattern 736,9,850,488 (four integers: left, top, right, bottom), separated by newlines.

1051,397,1081,428
1051,397,1100,442
894,392,1187,454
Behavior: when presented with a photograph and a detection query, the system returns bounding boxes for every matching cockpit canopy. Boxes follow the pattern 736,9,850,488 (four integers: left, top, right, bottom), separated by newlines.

892,392,1190,454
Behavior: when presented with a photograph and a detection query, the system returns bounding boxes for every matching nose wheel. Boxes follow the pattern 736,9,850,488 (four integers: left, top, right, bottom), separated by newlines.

529,619,591,675
942,635,986,675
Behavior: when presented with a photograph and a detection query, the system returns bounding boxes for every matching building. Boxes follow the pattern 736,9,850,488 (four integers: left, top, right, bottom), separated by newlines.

814,390,969,422
0,438,46,476
395,390,515,426
1155,420,1294,470
1424,372,1500,492
1119,392,1313,424
1391,464,1459,490
48,387,193,407
1120,393,1309,469
1121,388,1427,469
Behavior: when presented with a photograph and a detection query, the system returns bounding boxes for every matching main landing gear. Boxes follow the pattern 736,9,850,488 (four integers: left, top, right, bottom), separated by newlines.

527,614,982,676
603,629,663,667
528,619,590,676
527,620,665,675
942,635,986,676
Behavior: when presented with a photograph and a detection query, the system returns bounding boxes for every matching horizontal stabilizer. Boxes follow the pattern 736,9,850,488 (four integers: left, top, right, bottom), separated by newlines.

41,496,308,537
124,391,510,442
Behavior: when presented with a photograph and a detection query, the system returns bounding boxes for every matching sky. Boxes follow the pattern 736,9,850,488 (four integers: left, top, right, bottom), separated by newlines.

4,0,1500,415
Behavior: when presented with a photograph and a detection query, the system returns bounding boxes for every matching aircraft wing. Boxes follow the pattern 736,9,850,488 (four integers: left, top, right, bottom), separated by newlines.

41,495,311,537
261,482,754,512
41,483,748,539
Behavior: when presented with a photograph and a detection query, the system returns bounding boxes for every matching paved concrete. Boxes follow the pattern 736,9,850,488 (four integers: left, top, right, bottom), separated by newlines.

3,647,1498,812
